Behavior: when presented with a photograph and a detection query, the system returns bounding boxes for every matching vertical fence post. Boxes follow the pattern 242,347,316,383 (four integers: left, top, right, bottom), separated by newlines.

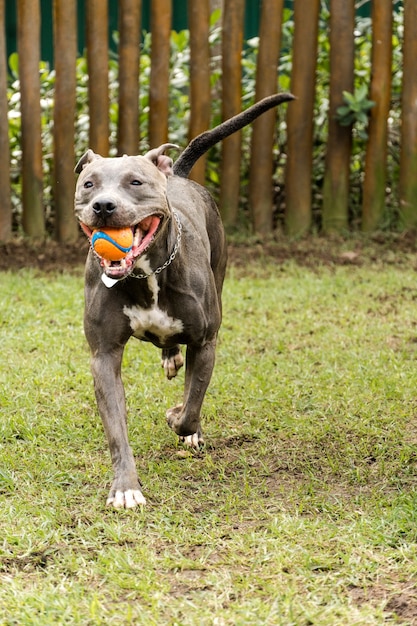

0,0,11,243
149,0,172,148
361,1,392,232
117,0,141,156
322,0,355,233
399,0,417,229
17,0,44,239
248,0,284,236
219,0,245,228
53,0,78,243
284,0,320,236
86,0,109,155
187,0,211,185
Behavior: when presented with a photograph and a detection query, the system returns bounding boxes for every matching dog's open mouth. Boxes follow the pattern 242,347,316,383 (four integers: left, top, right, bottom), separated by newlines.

80,215,161,279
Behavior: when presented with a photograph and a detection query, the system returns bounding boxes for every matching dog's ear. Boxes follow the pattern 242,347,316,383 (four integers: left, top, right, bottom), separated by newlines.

74,149,103,174
144,143,179,177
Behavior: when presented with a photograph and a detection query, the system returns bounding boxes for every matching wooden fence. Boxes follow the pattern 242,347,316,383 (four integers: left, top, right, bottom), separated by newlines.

0,0,414,244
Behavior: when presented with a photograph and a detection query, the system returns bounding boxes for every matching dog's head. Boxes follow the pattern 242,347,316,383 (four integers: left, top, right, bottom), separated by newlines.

74,144,178,279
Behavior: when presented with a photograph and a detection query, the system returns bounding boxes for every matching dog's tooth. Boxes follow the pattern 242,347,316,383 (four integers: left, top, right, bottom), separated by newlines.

120,258,127,269
133,228,142,247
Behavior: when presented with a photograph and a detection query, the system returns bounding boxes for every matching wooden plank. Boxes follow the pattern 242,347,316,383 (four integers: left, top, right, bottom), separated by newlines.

284,0,320,236
219,0,245,228
17,0,44,239
149,0,172,148
248,0,284,236
399,0,417,228
361,0,392,232
86,0,109,155
53,0,78,242
187,0,211,185
0,0,11,242
117,0,141,156
322,0,355,233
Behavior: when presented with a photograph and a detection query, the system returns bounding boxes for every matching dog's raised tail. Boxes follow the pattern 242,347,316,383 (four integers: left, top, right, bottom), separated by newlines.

173,92,295,179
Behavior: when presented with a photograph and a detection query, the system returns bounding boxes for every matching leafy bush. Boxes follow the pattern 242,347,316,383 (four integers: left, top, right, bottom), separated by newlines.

336,86,375,138
6,5,403,234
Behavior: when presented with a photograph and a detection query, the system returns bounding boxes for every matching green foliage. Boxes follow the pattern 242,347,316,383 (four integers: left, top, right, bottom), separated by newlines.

336,85,375,139
6,6,403,234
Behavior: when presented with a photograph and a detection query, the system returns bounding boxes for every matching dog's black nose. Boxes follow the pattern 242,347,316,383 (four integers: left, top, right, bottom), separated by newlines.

92,200,117,217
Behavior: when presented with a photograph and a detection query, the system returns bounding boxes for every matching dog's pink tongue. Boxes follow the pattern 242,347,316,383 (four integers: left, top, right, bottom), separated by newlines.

135,216,161,254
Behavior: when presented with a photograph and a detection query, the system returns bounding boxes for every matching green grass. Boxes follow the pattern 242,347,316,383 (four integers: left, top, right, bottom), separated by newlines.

1,250,417,625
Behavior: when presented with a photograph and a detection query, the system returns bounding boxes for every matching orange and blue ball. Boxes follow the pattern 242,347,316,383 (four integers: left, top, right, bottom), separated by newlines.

91,227,133,261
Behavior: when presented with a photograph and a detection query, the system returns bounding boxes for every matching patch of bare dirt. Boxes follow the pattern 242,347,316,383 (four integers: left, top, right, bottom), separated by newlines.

1,231,417,273
350,581,417,624
0,237,90,273
228,231,417,272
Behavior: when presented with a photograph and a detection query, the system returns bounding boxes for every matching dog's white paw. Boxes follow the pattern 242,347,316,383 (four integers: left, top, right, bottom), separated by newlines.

161,350,184,379
180,433,202,449
107,489,146,509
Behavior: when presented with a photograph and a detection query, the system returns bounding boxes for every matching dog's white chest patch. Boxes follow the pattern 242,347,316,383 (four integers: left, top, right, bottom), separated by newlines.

124,304,184,342
124,260,183,342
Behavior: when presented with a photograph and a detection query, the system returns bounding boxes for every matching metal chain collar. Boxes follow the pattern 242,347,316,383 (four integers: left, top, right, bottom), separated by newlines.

131,210,182,279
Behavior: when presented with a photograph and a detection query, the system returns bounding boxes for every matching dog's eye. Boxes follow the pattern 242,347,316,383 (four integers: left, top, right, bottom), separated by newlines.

84,181,93,189
130,180,142,186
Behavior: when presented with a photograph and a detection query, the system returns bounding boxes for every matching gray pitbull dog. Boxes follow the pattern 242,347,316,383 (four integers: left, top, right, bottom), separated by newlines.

75,93,294,508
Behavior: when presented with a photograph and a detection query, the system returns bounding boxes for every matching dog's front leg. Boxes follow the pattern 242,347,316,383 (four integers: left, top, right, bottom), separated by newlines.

91,348,146,508
166,338,216,447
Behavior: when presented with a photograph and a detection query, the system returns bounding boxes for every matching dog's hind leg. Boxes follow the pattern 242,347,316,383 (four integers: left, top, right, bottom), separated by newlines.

166,337,216,446
161,345,184,380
